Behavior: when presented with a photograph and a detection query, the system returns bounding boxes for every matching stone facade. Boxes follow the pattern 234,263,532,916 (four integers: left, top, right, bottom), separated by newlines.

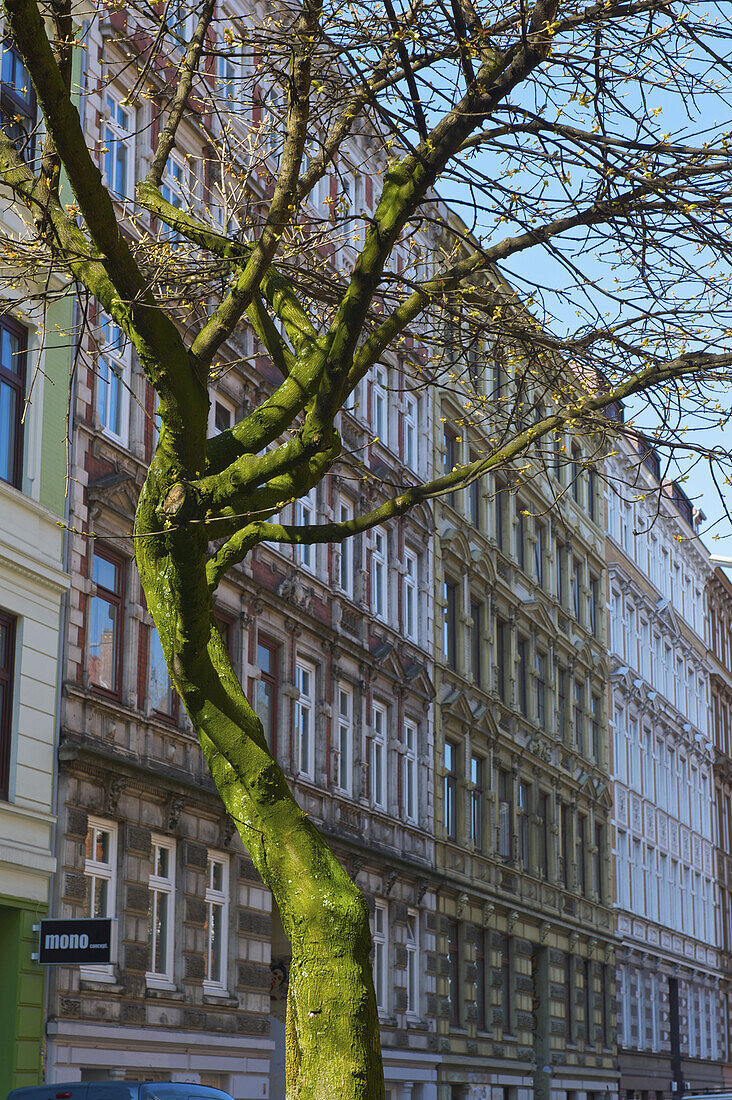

432,365,617,1100
607,433,725,1099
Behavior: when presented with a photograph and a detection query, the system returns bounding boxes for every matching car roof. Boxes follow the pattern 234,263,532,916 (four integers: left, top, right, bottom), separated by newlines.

6,1085,234,1100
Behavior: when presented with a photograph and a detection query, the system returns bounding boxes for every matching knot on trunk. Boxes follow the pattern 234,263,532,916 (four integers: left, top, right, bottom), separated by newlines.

159,481,200,526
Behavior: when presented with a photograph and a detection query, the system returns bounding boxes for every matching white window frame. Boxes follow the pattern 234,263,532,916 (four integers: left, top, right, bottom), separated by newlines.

406,908,419,1016
295,488,316,571
296,659,316,779
404,720,418,824
403,394,417,471
403,549,418,642
160,153,189,241
371,702,387,811
82,817,118,983
216,36,245,117
372,530,386,621
102,91,134,201
336,684,353,796
204,853,229,994
208,390,236,436
373,901,388,1012
96,312,131,446
147,836,176,988
371,366,388,446
338,499,355,598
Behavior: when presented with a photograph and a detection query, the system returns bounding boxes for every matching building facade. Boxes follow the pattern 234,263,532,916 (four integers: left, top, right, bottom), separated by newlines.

708,565,732,1086
607,435,726,1099
432,350,617,1100
0,35,73,1089
40,9,441,1097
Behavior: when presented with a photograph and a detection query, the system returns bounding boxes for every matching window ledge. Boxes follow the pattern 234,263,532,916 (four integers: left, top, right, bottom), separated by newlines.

145,982,182,999
203,992,237,1007
80,978,123,993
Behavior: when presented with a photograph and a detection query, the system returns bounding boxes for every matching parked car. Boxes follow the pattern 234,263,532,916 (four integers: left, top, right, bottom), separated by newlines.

6,1084,238,1100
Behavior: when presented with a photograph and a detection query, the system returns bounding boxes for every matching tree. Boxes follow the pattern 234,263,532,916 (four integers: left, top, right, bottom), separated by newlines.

1,0,732,1095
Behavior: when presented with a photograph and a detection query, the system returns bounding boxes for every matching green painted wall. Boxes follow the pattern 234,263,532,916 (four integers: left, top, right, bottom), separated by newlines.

0,898,47,1093
38,293,74,518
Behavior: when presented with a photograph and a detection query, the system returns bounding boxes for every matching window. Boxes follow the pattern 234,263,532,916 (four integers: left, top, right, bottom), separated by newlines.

406,910,419,1015
571,444,582,504
216,39,245,115
96,313,130,444
371,703,387,810
518,780,529,865
583,957,592,1041
147,838,175,986
373,902,388,1011
500,934,512,1033
149,626,176,717
339,501,356,598
556,542,566,606
534,521,545,587
475,928,486,1030
0,316,27,489
574,681,585,755
587,576,598,637
295,489,316,571
160,154,188,241
591,694,601,761
447,919,460,1024
470,600,482,686
295,659,315,779
167,1,196,41
0,611,15,800
256,637,278,750
557,666,568,741
444,425,458,506
404,550,418,642
444,739,458,839
372,531,386,620
577,814,587,895
537,792,549,878
403,395,417,470
516,505,526,572
470,754,483,851
404,721,417,823
572,558,582,621
372,367,388,445
213,398,234,433
204,855,229,991
561,803,571,888
588,468,597,521
1,41,35,160
517,637,528,717
336,685,353,795
498,767,513,860
496,617,508,702
467,459,480,528
444,580,457,669
535,651,547,727
102,92,134,200
82,818,117,981
88,548,124,694
565,954,574,1041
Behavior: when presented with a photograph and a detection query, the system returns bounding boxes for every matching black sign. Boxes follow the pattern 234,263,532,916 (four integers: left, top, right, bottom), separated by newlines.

38,918,114,965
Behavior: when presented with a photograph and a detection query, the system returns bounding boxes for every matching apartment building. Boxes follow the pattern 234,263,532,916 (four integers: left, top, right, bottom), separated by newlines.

36,9,441,1097
708,565,732,1083
607,433,726,1098
0,36,74,1093
432,348,617,1100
